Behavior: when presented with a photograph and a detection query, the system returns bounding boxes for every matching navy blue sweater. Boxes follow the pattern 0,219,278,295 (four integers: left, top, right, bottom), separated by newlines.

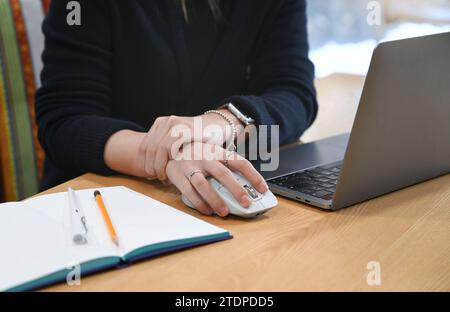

35,0,318,190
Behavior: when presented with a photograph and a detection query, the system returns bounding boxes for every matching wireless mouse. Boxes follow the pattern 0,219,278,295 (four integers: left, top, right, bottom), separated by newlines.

182,172,278,218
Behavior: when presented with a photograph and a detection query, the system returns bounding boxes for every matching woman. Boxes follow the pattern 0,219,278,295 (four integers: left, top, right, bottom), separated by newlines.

36,0,317,217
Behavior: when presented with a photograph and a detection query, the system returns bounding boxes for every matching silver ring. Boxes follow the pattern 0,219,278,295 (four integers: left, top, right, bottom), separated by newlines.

187,170,203,182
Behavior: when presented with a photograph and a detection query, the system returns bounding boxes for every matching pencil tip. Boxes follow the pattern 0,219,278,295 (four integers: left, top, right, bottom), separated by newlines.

94,190,100,197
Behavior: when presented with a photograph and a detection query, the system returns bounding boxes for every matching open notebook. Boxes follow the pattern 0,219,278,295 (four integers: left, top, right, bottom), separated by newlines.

0,186,231,291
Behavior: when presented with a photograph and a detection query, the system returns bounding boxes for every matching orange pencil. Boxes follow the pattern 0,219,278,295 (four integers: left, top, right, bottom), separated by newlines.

94,190,119,246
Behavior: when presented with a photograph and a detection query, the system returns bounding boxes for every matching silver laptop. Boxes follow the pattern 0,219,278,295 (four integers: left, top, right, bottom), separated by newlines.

260,32,450,210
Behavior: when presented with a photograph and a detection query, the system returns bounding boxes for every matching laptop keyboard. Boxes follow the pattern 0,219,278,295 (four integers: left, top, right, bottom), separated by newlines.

267,163,342,201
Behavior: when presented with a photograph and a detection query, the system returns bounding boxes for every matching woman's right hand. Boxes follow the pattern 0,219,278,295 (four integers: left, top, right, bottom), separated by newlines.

165,143,269,217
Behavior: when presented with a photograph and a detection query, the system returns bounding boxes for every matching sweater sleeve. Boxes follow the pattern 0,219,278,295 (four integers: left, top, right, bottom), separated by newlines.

223,0,318,145
35,0,145,177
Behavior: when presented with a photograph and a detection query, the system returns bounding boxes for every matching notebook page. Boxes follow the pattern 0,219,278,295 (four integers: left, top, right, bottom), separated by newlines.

26,190,121,252
94,187,230,256
0,201,115,291
25,187,228,257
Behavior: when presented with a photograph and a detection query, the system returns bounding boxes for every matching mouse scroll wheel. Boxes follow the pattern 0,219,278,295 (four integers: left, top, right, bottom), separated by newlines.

244,185,260,199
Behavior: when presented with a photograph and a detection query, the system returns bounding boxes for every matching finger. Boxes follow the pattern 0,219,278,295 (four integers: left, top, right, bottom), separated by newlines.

155,123,194,180
205,161,252,208
154,147,169,181
180,179,213,215
166,123,193,159
224,154,269,193
153,119,193,180
166,162,212,215
190,171,228,217
146,122,172,177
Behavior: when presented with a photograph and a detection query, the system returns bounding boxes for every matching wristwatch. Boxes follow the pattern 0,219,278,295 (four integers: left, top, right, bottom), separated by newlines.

221,103,255,127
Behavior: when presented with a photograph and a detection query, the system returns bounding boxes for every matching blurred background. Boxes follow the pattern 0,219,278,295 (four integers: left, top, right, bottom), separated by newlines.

302,0,450,142
307,0,450,77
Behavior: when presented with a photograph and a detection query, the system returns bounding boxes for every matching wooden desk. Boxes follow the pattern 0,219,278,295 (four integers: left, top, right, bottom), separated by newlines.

42,74,450,291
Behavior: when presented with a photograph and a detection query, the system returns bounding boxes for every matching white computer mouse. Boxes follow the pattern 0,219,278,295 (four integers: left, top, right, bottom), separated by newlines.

182,172,278,218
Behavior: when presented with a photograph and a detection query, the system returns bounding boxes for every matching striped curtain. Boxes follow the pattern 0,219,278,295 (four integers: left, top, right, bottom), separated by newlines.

0,0,49,202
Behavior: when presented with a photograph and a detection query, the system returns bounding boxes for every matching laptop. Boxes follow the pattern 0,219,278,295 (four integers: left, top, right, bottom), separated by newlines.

260,32,450,210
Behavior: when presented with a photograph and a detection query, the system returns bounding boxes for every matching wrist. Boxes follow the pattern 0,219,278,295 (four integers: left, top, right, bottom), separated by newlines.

203,109,244,150
104,129,147,177
202,110,243,146
218,108,245,132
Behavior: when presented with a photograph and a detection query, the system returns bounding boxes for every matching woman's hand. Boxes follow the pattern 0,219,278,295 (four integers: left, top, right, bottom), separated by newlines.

165,143,268,217
138,111,243,182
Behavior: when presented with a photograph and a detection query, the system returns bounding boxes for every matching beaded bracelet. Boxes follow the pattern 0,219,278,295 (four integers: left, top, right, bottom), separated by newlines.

204,110,237,152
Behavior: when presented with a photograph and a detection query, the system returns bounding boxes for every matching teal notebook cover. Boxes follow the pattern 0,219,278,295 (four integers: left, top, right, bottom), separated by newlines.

8,233,231,292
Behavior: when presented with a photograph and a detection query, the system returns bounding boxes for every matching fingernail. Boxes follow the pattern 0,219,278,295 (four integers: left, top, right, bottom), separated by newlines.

240,195,252,208
217,206,228,217
259,180,269,193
